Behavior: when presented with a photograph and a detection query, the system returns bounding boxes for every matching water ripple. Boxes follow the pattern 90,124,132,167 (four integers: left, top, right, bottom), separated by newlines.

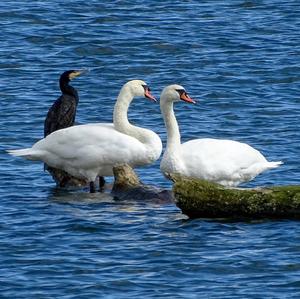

1,1,300,298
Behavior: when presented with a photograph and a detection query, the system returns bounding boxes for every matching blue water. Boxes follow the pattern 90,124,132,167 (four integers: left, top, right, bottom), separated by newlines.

1,1,300,297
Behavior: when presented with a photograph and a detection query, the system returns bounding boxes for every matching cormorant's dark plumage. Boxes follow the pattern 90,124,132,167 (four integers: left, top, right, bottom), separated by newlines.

44,70,80,137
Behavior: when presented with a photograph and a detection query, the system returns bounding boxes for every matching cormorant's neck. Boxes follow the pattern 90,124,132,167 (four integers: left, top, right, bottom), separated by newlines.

60,79,78,98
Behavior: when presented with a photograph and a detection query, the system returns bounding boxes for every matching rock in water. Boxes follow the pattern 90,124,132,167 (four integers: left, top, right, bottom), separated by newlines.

112,163,141,191
47,166,88,188
172,175,300,219
112,164,173,203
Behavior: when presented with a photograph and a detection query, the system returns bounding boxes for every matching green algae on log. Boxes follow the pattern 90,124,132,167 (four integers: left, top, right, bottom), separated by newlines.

172,175,300,219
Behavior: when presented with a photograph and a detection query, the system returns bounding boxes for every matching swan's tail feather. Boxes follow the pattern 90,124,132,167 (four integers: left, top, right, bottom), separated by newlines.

266,161,283,169
242,161,283,180
7,148,42,161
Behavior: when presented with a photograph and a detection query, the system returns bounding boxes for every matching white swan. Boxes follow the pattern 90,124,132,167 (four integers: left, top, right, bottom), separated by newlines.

8,80,162,192
160,84,282,187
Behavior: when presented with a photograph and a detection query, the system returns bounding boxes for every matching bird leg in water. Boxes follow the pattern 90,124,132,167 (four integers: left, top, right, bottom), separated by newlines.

89,181,96,193
88,178,105,193
99,176,105,191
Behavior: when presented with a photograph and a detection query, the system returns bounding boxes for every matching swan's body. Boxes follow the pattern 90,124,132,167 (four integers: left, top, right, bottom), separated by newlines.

160,85,282,187
8,80,162,191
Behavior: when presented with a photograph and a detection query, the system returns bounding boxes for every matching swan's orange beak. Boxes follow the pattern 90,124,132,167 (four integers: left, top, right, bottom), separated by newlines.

144,86,157,102
180,92,196,104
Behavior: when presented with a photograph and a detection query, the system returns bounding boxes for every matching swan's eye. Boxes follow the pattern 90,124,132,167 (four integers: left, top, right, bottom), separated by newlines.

142,84,148,91
176,89,185,96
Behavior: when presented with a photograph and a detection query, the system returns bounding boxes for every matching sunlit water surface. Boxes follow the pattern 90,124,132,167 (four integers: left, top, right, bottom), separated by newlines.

1,1,300,298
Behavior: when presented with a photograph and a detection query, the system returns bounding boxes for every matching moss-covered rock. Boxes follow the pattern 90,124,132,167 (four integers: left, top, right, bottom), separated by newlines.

172,175,300,219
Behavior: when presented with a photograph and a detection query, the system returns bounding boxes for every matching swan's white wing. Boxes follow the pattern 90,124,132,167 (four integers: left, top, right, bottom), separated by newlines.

33,123,148,177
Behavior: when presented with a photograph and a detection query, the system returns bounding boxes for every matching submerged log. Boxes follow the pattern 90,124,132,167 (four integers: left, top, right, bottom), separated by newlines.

112,164,173,203
172,175,300,219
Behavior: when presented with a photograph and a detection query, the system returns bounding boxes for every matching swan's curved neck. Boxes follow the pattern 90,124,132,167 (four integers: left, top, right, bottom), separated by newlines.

113,85,150,144
160,100,181,151
113,85,132,130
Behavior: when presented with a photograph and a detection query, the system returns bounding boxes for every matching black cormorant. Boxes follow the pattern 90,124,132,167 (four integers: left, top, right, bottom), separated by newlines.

44,70,82,137
44,70,105,189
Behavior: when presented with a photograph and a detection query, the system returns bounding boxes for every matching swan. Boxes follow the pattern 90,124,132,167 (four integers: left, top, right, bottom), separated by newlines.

8,80,162,193
160,84,282,187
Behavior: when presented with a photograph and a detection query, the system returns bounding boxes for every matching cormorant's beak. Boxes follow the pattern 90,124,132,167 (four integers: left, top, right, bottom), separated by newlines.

143,85,157,102
69,69,89,80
